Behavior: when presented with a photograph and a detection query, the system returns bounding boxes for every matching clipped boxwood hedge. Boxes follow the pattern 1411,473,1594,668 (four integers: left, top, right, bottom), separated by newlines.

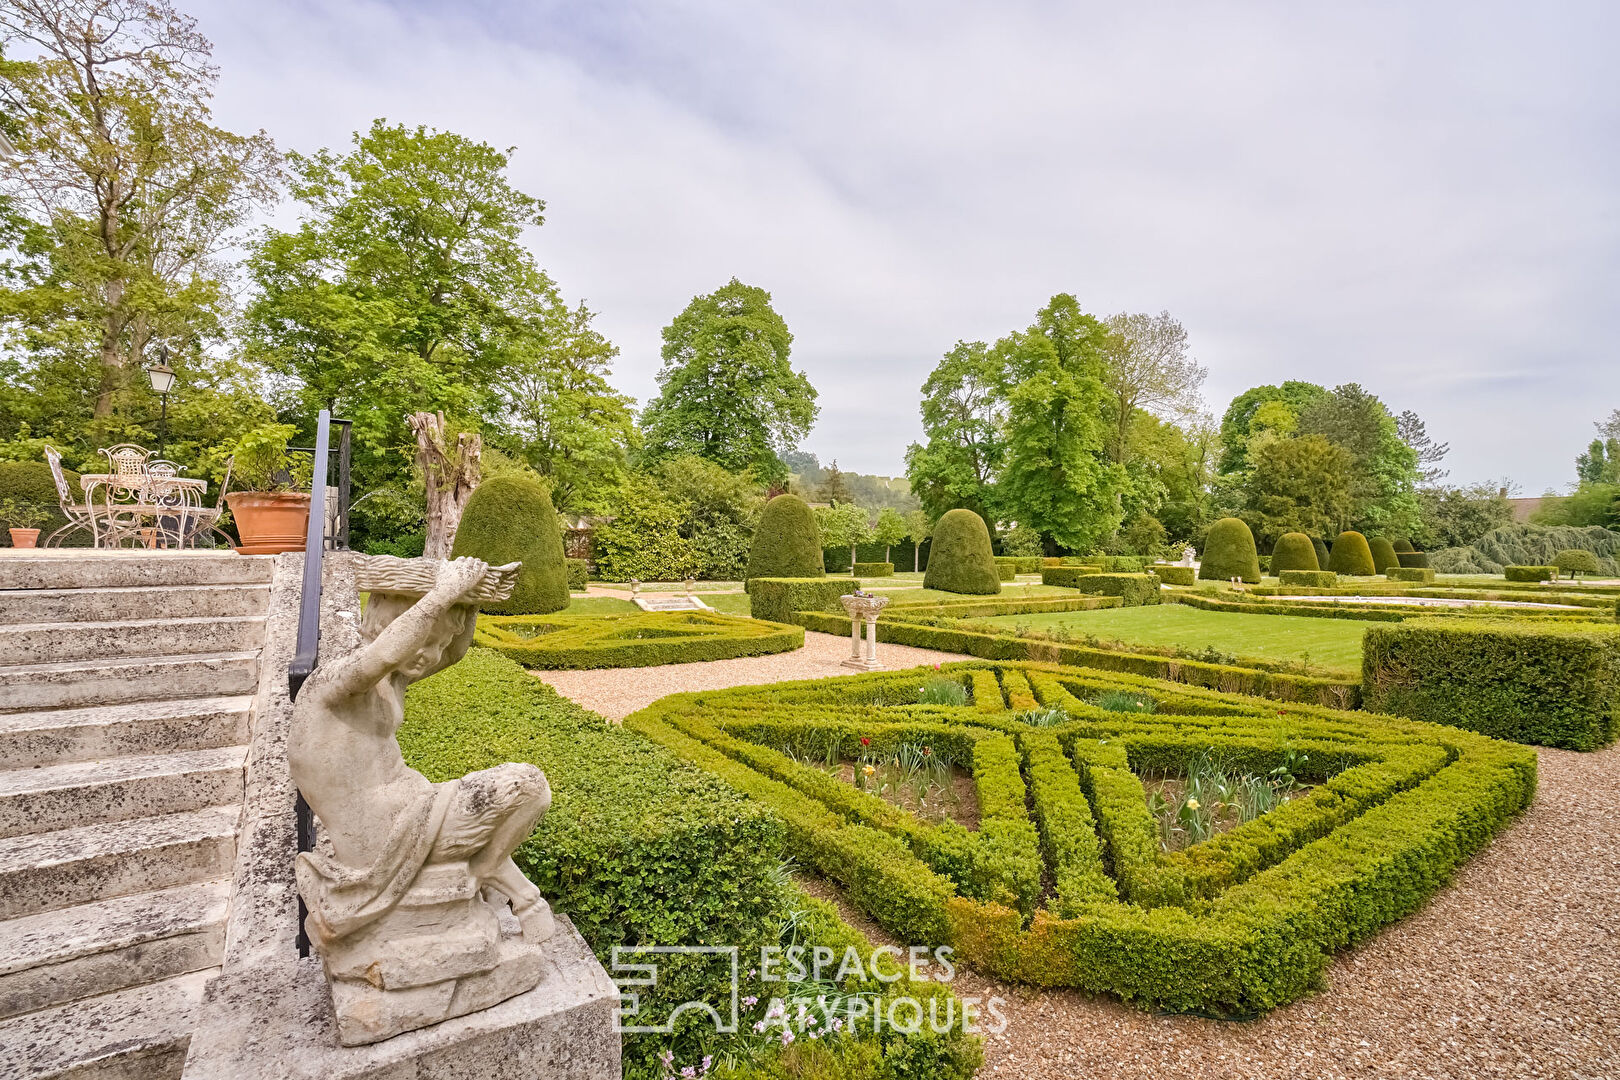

1067,571,1161,607
1363,618,1620,750
566,557,589,591
1327,531,1377,577
1396,551,1431,569
1311,536,1331,569
1503,565,1556,582
995,561,1016,581
1385,567,1436,583
924,509,1001,595
1199,518,1262,583
1368,536,1401,575
1150,564,1196,586
995,556,1044,575
746,494,825,580
1279,569,1337,587
1270,532,1320,573
475,610,803,669
749,576,859,623
853,561,894,577
626,659,1534,1016
451,474,569,614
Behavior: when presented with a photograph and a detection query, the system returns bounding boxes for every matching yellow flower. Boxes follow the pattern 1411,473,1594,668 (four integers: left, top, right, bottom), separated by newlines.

862,764,876,776
1185,798,1200,810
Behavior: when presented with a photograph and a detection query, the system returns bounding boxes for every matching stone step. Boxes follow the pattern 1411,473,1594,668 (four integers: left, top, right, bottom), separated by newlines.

0,653,260,714
0,968,212,1079
0,584,273,625
0,806,239,921
0,696,252,773
0,697,253,770
0,880,228,1020
0,552,274,592
0,616,265,667
0,746,247,841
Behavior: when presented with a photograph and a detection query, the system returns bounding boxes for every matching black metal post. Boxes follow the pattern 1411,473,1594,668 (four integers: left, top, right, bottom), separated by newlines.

288,409,332,958
157,394,168,458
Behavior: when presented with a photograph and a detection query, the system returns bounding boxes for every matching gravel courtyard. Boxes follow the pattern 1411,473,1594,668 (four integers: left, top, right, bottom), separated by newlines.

537,641,1619,1079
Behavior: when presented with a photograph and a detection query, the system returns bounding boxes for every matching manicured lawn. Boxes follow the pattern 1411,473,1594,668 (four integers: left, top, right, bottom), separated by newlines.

978,603,1366,672
865,584,1075,603
561,595,639,615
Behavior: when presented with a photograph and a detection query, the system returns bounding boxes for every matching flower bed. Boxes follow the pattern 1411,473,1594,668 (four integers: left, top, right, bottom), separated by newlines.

475,610,803,668
625,659,1535,1017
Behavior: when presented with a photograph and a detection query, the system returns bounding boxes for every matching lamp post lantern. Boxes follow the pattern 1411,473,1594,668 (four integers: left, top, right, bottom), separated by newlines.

145,346,176,457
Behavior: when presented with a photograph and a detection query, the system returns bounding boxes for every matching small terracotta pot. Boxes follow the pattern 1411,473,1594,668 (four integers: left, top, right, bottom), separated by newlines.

226,491,312,554
8,528,40,548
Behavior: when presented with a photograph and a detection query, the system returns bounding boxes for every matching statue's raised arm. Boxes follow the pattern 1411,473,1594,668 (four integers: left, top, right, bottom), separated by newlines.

288,554,555,1047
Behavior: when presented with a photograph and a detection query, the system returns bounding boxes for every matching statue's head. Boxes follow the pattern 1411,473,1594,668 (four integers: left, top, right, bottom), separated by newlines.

360,592,478,681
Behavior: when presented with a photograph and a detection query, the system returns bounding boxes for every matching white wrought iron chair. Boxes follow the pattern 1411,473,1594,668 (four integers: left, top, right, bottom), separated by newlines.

42,445,97,547
177,456,235,548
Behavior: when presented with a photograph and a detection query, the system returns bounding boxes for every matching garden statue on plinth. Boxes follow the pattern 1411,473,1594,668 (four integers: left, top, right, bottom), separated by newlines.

839,590,890,670
288,554,556,1047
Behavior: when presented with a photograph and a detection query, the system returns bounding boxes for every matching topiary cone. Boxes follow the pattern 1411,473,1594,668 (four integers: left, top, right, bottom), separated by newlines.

1311,536,1331,570
450,475,569,614
746,494,826,580
1198,517,1262,583
1327,531,1377,576
1368,536,1400,574
1270,532,1320,573
1392,537,1415,554
923,509,1001,594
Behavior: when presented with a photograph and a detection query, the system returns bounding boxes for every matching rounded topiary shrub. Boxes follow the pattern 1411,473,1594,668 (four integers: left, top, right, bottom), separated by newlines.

1270,532,1320,573
1311,536,1331,570
1368,536,1400,575
1327,531,1377,576
1198,517,1262,583
1393,537,1416,554
0,459,84,546
922,509,1001,595
450,475,569,614
746,494,825,581
1553,548,1601,578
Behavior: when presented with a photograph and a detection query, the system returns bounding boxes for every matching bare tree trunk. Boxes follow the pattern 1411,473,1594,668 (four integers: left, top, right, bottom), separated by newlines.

409,411,482,559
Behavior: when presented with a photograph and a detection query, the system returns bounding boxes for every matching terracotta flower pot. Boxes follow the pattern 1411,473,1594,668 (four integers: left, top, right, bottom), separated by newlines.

8,528,40,548
226,491,312,555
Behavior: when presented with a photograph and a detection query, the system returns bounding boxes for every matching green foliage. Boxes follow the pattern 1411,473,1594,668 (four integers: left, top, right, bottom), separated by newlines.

1430,523,1620,576
230,423,307,493
0,460,79,545
995,560,1016,581
1150,564,1196,586
1396,551,1431,569
627,660,1531,1014
565,558,588,591
1504,565,1556,582
903,340,1005,523
746,493,825,581
1311,536,1331,569
816,502,872,567
1327,531,1377,576
1367,536,1400,574
475,611,802,669
1279,570,1338,587
1239,434,1353,545
748,578,859,623
923,509,1001,595
870,507,909,562
1217,381,1330,474
1364,619,1620,750
1532,484,1620,530
1270,532,1320,573
1040,569,1161,606
1296,384,1421,536
1198,517,1261,583
641,278,816,484
994,556,1043,576
1415,483,1516,550
1393,537,1415,553
1000,523,1044,558
1384,567,1436,582
1553,548,1601,577
853,561,894,577
595,457,763,582
450,475,568,614
0,496,50,531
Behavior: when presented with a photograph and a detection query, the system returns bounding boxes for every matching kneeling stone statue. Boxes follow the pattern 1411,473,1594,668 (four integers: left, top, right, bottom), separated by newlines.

289,555,555,1046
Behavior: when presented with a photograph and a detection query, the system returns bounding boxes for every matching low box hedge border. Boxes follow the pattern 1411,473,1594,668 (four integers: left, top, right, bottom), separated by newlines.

1150,565,1197,586
475,610,803,668
1504,565,1556,582
853,561,894,577
1171,590,1599,624
1279,570,1337,587
1042,568,1161,606
1363,617,1620,750
1385,567,1436,583
995,561,1017,582
625,659,1536,1016
1396,551,1431,569
994,556,1044,575
748,576,859,623
886,595,1122,619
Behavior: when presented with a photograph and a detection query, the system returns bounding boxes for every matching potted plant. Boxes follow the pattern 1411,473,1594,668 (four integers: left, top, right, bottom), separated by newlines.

0,498,50,548
224,424,315,554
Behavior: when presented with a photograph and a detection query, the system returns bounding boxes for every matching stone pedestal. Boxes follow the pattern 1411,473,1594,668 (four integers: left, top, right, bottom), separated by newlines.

182,916,619,1080
839,593,890,671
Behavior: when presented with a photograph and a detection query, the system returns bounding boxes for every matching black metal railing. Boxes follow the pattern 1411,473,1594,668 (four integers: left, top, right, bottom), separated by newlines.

285,409,351,956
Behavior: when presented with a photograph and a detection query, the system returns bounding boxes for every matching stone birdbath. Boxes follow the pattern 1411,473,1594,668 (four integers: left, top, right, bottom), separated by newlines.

839,590,890,671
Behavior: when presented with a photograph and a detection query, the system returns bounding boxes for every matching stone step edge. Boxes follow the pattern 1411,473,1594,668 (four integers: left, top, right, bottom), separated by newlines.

0,878,229,979
0,804,242,876
0,967,214,1079
0,614,269,635
0,650,261,679
0,695,255,735
0,744,248,799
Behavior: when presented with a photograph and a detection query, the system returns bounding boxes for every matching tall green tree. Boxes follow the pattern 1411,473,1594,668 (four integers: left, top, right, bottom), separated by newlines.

1098,310,1206,465
244,121,555,486
1296,383,1420,535
997,295,1124,550
1217,381,1330,475
903,340,1004,522
815,501,869,569
641,278,816,486
1238,433,1354,544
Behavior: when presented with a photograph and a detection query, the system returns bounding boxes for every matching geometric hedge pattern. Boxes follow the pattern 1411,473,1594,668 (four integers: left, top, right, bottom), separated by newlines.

625,660,1536,1016
474,610,803,669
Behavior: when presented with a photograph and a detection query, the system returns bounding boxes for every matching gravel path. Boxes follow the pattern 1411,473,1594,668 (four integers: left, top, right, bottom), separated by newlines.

529,630,971,720
534,643,1618,1077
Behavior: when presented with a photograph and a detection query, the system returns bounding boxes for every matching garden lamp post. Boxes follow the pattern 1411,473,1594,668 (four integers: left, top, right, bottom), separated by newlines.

145,346,176,457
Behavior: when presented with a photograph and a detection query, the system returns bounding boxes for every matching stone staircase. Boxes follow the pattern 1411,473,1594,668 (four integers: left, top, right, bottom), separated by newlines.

0,553,274,1079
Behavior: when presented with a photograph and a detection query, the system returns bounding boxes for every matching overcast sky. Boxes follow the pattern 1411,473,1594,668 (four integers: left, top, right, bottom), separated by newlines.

190,0,1619,493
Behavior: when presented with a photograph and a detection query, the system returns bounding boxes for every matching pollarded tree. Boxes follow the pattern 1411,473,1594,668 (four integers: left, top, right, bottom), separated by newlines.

871,507,908,564
641,278,817,487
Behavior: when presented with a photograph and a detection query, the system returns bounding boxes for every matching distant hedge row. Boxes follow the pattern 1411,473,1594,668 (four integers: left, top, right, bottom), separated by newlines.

475,610,803,668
